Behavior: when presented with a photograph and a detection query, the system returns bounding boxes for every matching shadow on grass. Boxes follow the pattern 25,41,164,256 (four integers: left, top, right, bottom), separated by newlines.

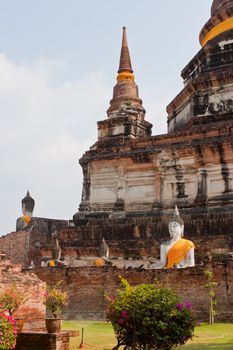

179,340,233,350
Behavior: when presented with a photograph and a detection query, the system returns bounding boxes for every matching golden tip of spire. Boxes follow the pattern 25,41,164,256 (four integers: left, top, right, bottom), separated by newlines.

117,71,135,82
117,25,134,80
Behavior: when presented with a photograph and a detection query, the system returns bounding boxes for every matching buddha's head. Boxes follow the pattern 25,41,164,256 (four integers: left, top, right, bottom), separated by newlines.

168,206,184,239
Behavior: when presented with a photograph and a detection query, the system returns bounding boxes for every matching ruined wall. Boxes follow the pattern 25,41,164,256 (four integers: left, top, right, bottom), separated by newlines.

0,231,31,266
0,217,69,267
0,260,46,331
15,332,76,350
35,259,233,322
1,216,233,268
57,224,233,263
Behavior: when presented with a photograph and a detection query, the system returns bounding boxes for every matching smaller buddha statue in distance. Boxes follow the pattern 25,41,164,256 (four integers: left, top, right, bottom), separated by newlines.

16,190,35,231
99,238,110,259
51,230,62,262
95,238,112,267
154,206,195,269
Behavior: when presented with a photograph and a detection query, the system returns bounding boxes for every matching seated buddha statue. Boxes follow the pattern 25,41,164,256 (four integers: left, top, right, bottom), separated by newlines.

99,238,110,259
153,206,195,269
16,190,35,231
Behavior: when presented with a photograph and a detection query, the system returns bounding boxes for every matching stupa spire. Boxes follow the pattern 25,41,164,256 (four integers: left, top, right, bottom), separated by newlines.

107,27,142,115
118,27,133,73
117,27,135,82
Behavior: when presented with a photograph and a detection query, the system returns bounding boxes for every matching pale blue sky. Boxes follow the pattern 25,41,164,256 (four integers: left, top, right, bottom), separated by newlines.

0,0,213,234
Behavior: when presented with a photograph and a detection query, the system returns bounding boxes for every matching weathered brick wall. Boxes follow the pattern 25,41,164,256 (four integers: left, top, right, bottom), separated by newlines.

1,216,233,268
0,231,31,267
56,225,233,263
1,235,232,323
15,332,72,350
0,217,68,267
35,259,233,323
0,260,46,331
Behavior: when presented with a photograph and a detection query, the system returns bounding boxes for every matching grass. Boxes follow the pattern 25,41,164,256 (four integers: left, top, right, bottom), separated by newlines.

179,323,233,349
62,321,114,350
62,321,233,350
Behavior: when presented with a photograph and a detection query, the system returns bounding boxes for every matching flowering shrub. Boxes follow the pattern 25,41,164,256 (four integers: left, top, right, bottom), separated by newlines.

0,310,17,350
106,278,196,350
0,284,25,316
44,281,68,319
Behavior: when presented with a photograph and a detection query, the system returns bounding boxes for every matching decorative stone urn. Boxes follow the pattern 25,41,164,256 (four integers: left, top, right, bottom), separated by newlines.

45,319,62,333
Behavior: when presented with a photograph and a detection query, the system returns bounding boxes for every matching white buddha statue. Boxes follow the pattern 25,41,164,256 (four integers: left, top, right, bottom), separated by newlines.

99,238,110,259
153,206,195,269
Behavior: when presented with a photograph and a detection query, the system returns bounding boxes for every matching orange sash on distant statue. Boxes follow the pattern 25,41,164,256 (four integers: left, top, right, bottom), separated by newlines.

166,238,195,269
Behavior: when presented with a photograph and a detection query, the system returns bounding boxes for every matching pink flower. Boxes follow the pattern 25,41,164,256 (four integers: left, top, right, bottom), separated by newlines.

176,303,183,310
118,318,125,325
121,310,128,318
0,311,17,349
185,301,192,310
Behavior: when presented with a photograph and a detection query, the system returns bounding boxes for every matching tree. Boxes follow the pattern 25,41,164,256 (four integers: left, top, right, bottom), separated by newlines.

204,270,217,325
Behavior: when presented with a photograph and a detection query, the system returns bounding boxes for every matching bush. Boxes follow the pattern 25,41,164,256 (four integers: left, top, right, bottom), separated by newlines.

106,278,196,350
0,311,17,350
0,284,25,316
44,281,68,319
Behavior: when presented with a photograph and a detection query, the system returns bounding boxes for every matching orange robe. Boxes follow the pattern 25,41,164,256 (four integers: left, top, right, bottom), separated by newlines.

166,238,195,269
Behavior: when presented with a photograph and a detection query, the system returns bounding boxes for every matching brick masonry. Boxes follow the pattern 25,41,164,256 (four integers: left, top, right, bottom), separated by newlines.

1,216,233,268
15,332,79,350
35,258,233,323
0,230,31,267
0,259,46,332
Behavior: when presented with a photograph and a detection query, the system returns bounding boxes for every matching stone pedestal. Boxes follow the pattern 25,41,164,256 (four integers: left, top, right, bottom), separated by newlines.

15,331,79,350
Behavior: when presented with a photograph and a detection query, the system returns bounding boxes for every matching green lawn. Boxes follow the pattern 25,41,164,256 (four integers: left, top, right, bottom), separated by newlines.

62,321,233,350
179,323,233,350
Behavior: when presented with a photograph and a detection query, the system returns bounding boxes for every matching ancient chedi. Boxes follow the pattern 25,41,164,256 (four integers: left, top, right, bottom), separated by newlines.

168,0,233,132
1,0,233,322
76,27,152,218
74,0,233,242
1,0,233,266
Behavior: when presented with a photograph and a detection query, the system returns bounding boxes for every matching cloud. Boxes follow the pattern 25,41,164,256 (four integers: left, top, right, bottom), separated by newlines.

0,53,110,234
0,53,169,236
